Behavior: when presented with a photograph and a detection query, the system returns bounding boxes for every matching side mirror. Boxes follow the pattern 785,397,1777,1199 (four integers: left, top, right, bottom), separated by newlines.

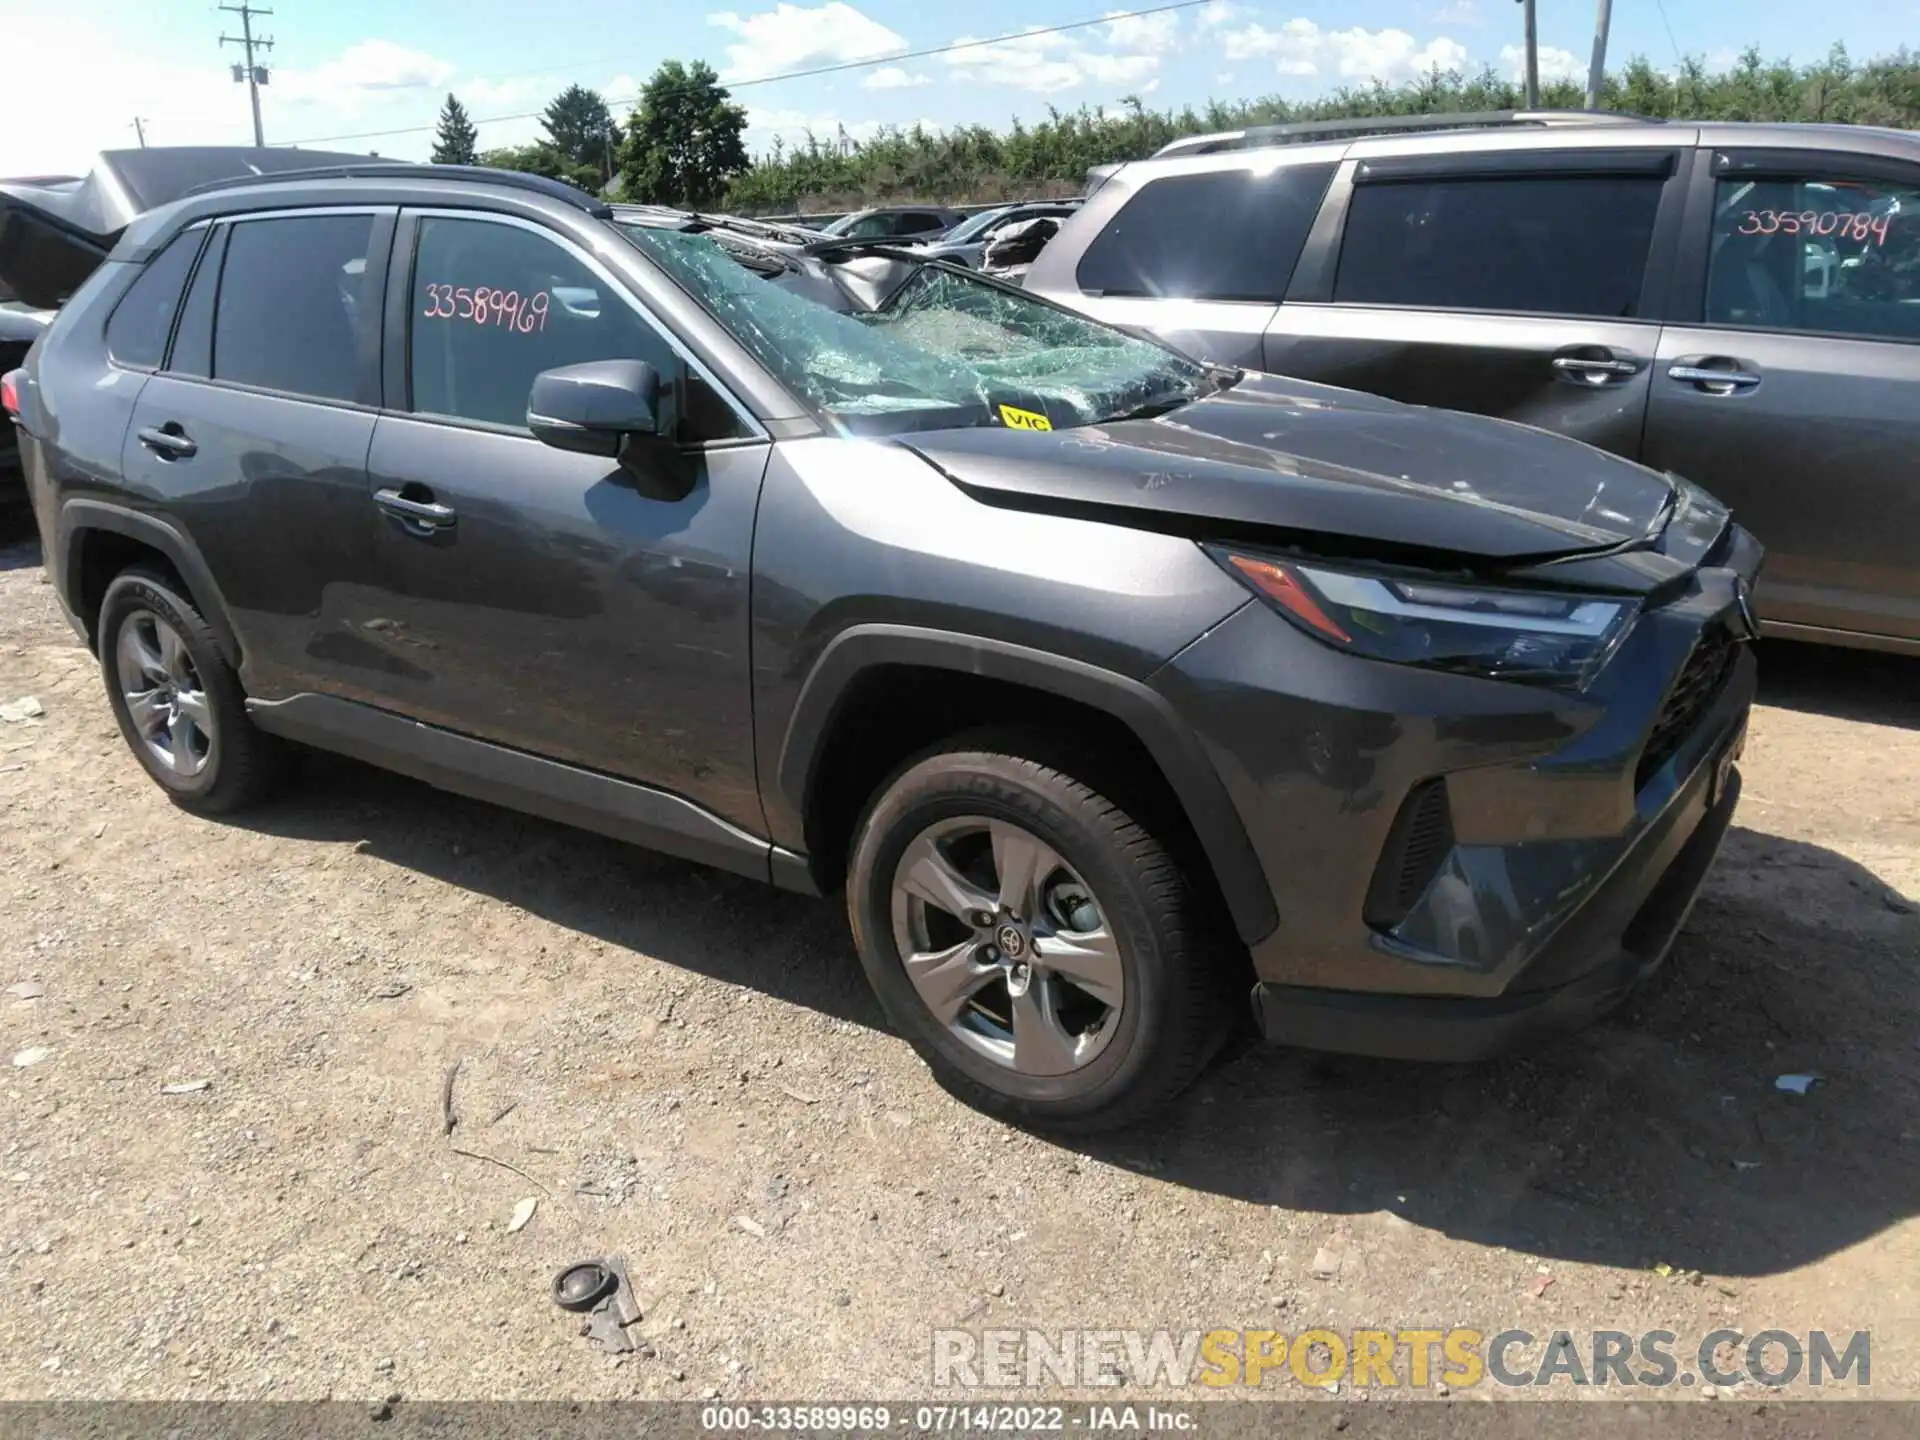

527,360,659,457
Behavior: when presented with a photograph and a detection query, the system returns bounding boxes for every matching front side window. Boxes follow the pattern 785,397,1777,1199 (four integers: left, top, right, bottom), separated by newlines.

1076,164,1336,303
1335,173,1664,318
213,214,375,403
621,225,1208,436
409,216,743,440
1705,172,1919,342
105,228,205,370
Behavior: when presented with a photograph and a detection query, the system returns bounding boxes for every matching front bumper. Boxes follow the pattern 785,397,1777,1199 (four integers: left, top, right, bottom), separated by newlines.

1153,526,1760,1061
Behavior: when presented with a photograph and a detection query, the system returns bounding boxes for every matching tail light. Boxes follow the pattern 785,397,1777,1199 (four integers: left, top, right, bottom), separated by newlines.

0,370,20,419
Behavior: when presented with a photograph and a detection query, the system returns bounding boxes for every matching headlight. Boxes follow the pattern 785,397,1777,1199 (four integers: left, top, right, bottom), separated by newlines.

1212,548,1637,689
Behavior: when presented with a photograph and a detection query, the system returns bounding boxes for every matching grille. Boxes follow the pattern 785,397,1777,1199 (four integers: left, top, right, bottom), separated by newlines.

1363,778,1455,931
1635,627,1739,793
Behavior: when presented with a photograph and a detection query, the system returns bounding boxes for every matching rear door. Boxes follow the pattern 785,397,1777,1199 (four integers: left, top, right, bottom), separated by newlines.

120,207,392,701
1266,143,1690,459
1643,148,1920,644
357,210,771,832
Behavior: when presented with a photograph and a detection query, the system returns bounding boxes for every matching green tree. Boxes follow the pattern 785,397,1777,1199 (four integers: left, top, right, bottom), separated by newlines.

478,142,563,180
431,93,479,165
618,60,750,208
541,84,621,189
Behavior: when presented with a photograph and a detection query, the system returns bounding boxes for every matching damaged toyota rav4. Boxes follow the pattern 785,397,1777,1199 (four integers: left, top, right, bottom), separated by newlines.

4,165,1762,1130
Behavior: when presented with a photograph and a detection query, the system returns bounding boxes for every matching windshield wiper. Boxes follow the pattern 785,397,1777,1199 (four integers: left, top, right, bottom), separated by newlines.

1103,367,1243,424
801,237,930,261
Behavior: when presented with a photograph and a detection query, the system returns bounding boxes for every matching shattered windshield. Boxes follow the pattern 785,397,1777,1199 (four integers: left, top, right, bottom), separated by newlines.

617,225,1207,436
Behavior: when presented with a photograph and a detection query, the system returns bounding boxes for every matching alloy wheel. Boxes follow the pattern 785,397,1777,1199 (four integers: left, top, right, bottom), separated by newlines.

889,815,1124,1077
115,609,214,779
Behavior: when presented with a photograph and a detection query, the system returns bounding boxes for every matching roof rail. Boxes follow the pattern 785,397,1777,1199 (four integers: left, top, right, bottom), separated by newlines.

180,162,614,218
1151,109,1651,158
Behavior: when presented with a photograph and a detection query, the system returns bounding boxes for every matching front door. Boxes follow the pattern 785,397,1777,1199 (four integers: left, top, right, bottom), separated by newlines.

1642,150,1920,643
360,211,771,833
1266,149,1686,460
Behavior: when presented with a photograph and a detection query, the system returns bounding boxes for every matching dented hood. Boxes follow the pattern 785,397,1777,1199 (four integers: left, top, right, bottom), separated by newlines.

0,147,376,308
901,372,1676,564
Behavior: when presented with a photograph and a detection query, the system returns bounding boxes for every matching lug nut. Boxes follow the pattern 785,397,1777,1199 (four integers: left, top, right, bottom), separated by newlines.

969,910,995,929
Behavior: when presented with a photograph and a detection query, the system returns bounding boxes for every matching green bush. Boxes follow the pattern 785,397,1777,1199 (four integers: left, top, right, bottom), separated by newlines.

723,45,1920,215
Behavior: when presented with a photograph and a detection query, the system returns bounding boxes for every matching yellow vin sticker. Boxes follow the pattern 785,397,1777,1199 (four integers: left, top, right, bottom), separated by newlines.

998,404,1053,431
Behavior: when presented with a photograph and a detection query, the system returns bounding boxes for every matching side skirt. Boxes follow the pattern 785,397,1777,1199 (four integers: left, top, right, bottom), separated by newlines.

247,693,818,892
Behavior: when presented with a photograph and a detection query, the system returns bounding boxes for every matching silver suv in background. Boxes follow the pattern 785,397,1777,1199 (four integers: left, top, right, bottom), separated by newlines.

1027,112,1920,655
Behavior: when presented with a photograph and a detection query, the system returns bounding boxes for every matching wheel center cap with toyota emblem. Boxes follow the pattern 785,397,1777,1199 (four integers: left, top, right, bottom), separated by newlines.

995,924,1028,960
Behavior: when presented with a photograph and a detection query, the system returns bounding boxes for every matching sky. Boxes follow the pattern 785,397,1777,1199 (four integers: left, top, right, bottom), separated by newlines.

3,0,1917,176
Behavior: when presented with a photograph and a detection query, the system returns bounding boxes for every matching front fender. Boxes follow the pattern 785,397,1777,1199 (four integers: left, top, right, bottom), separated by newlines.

772,623,1279,945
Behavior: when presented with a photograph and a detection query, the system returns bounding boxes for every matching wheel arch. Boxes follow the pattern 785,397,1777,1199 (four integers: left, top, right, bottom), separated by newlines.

57,499,242,666
773,624,1279,946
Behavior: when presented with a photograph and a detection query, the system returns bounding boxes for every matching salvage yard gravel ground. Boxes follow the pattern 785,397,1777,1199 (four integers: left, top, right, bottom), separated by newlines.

1,532,1917,1400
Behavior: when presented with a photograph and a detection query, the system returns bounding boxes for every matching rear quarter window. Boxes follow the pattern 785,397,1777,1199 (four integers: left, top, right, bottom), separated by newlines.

1074,164,1336,303
104,229,206,370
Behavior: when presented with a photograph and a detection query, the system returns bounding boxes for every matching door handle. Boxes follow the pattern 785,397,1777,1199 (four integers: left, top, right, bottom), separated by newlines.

1551,356,1641,383
136,425,197,459
1668,361,1762,394
374,487,457,534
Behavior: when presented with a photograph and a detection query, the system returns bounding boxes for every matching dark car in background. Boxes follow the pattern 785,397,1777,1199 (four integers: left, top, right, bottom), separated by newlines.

903,201,1083,268
819,205,966,240
1027,111,1920,655
7,163,1761,1130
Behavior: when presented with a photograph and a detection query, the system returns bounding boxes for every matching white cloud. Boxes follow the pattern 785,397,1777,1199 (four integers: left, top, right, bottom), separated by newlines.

1500,42,1584,83
861,66,931,90
1222,20,1470,83
273,40,453,102
1216,71,1236,86
707,2,907,82
1104,8,1180,51
1432,0,1484,25
943,25,1163,95
1198,1,1240,31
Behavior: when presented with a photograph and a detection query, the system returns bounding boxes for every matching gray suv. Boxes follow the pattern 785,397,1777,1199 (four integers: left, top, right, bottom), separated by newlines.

6,163,1760,1130
1028,111,1920,654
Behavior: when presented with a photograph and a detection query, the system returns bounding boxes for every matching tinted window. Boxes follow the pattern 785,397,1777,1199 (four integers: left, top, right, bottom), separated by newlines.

1335,174,1663,317
1706,173,1920,342
409,216,743,440
168,226,226,378
105,229,205,369
214,214,375,402
1076,164,1336,303
900,213,945,234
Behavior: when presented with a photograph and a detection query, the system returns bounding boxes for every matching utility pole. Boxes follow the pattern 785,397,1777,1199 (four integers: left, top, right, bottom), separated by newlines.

219,3,274,148
1586,0,1614,110
1518,0,1540,108
131,117,148,148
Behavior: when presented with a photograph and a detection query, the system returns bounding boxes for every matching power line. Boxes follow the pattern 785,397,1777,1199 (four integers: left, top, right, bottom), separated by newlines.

1651,0,1683,67
277,0,1212,148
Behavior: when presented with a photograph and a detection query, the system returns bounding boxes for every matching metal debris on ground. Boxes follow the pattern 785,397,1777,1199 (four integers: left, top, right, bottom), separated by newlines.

1774,1073,1820,1095
553,1255,644,1353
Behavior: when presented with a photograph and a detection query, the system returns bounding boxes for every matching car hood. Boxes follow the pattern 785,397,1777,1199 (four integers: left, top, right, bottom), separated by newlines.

0,146,375,308
899,372,1677,566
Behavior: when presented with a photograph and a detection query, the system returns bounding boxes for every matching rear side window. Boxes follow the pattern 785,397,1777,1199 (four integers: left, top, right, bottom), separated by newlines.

168,226,226,379
1334,174,1664,318
1076,165,1336,303
105,229,205,370
213,214,375,403
1706,172,1920,342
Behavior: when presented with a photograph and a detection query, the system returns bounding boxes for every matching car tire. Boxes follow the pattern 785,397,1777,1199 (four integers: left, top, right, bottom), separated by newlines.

98,563,284,814
847,734,1233,1132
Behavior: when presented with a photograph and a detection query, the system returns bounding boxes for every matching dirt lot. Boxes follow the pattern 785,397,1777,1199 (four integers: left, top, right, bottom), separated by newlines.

1,527,1917,1404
